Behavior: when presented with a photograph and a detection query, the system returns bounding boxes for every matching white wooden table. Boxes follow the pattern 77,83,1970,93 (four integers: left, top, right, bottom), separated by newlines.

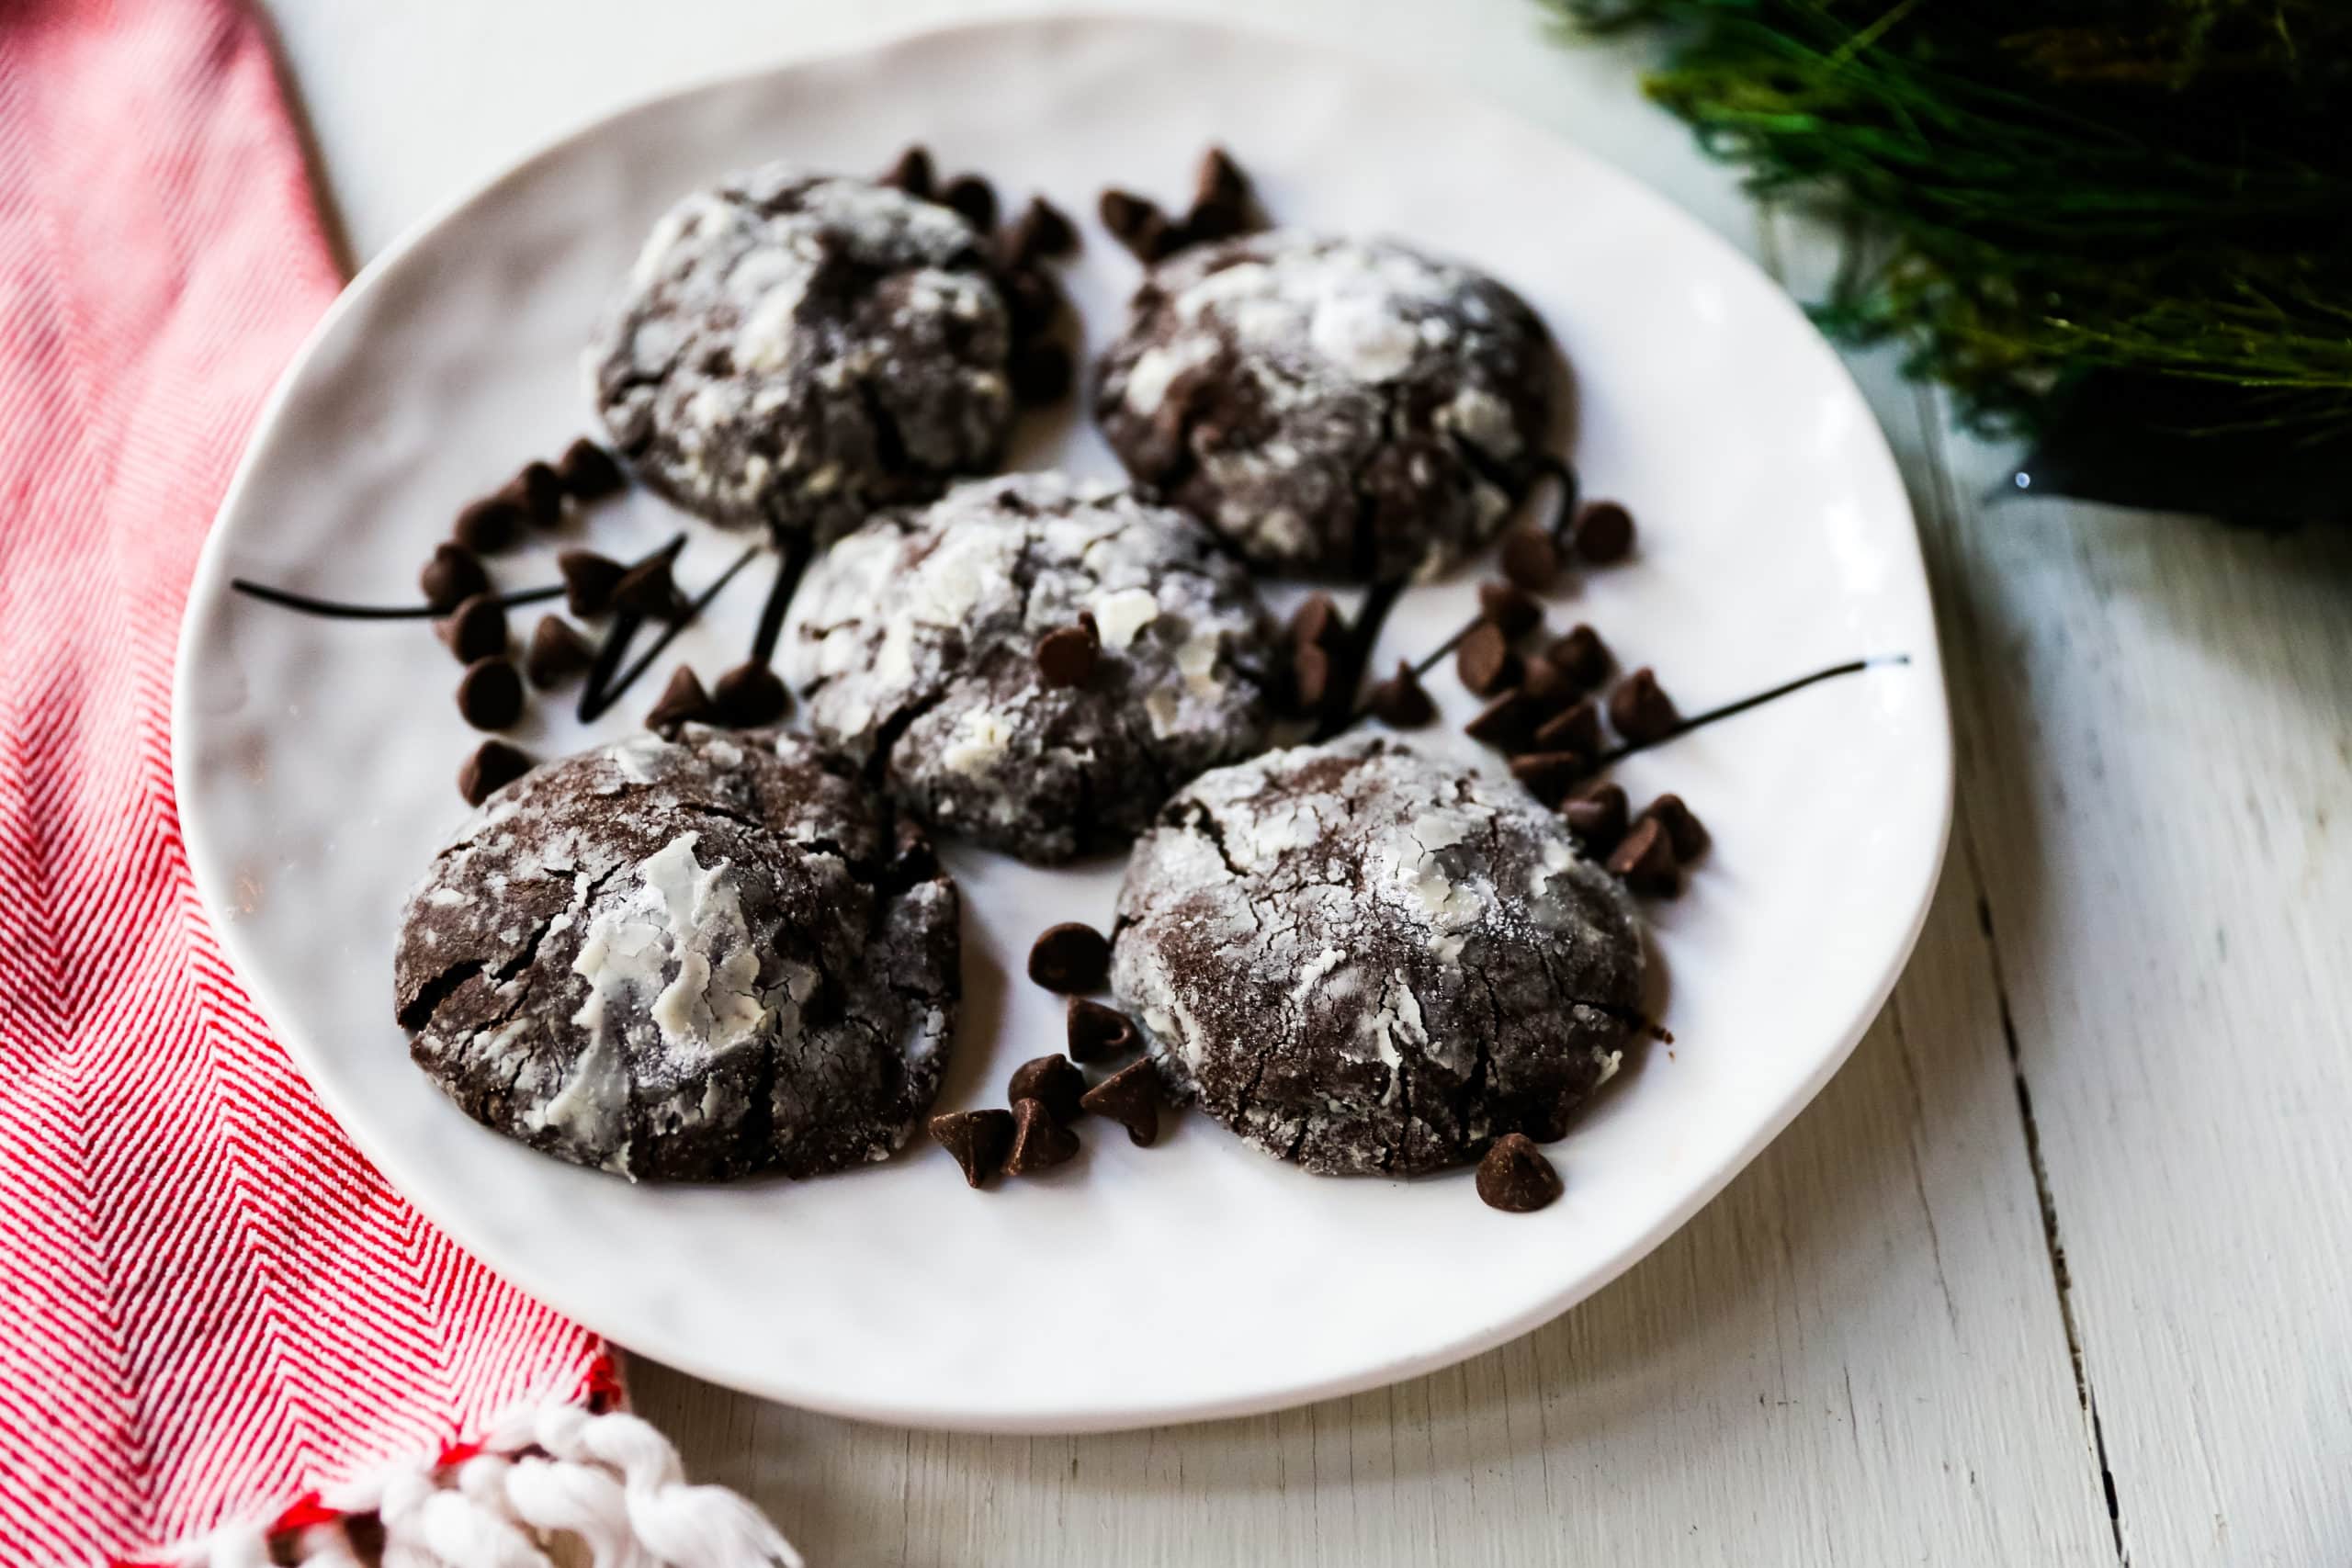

258,3,2352,1561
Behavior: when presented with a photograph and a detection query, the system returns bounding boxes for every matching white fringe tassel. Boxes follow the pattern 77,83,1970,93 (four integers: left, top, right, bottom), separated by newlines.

170,1392,801,1568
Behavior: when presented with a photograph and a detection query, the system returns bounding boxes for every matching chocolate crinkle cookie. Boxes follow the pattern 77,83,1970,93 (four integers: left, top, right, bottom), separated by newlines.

1094,231,1555,581
781,472,1281,863
1110,735,1643,1176
392,727,960,1181
588,165,1014,541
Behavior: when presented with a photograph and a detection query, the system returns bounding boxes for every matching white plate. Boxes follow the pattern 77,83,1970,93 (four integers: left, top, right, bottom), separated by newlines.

175,15,1950,1432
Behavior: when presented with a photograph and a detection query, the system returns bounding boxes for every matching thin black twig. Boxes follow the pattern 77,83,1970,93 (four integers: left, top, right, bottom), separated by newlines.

230,580,563,619
749,533,814,666
581,544,763,722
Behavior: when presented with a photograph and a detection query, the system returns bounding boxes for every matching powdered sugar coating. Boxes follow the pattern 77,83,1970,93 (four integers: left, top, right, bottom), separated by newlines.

393,728,959,1182
589,165,1014,540
1095,231,1555,581
781,472,1281,863
1111,735,1643,1176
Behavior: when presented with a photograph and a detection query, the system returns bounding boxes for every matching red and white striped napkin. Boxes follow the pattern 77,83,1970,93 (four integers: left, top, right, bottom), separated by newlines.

0,3,792,1562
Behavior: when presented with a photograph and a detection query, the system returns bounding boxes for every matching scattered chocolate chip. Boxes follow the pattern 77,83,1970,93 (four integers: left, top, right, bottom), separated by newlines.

1368,661,1437,728
713,661,789,727
1562,780,1629,855
1006,1097,1080,1175
557,549,624,617
1518,654,1574,714
1455,621,1522,697
1608,666,1680,744
1464,689,1541,750
1573,501,1635,564
1080,1058,1161,1147
1546,623,1612,690
1008,1054,1088,1124
420,544,488,613
1476,1133,1562,1213
1067,998,1139,1064
879,144,934,198
614,556,687,621
436,592,507,664
507,460,565,529
556,437,626,500
1289,642,1332,716
524,615,594,688
930,1109,1015,1189
1288,592,1344,652
1194,145,1250,215
940,173,998,231
1509,750,1590,807
1532,696,1603,757
1027,921,1110,993
1004,195,1078,264
1099,188,1172,259
1010,339,1073,404
1499,526,1562,593
457,739,533,806
644,664,714,731
1606,814,1679,896
1035,623,1099,689
453,493,526,554
456,658,524,731
1640,793,1710,860
1003,267,1061,335
1477,581,1543,640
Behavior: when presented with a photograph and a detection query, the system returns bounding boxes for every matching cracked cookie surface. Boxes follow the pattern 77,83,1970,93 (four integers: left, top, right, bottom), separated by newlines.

1111,735,1642,1176
589,165,1014,541
780,472,1281,863
1094,231,1555,581
392,728,959,1182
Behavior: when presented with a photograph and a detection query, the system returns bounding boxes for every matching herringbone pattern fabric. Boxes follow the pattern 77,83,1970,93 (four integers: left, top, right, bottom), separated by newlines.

0,3,600,1561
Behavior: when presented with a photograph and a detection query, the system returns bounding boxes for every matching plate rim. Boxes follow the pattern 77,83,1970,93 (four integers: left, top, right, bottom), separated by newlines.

172,9,1954,1432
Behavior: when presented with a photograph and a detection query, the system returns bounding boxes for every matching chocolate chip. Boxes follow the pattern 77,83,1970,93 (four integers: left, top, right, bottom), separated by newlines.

1532,695,1602,757
1288,592,1344,652
1080,1058,1161,1147
1004,195,1078,264
507,460,564,529
558,549,624,617
1035,623,1099,689
1027,921,1109,993
1640,793,1710,860
1608,666,1680,743
1067,998,1139,1064
1194,145,1250,213
1476,1133,1562,1213
644,664,714,731
420,544,488,612
614,556,687,621
1099,188,1171,259
1368,661,1436,728
1005,1097,1080,1176
930,1109,1014,1189
713,661,789,727
1606,814,1679,897
556,437,626,500
1498,526,1562,593
1518,655,1574,714
1289,642,1332,716
453,494,525,554
940,173,998,231
1008,1054,1087,1123
1184,196,1248,244
436,593,508,664
1010,339,1072,405
524,615,593,688
1509,750,1590,807
1455,621,1522,697
1477,581,1543,640
1464,689,1541,750
1562,780,1629,855
1573,501,1635,564
458,739,533,806
879,144,934,198
1546,624,1611,689
456,658,524,731
1003,267,1061,335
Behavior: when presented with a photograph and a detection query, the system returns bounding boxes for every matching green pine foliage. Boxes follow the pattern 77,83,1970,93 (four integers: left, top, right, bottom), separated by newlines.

1547,0,2352,436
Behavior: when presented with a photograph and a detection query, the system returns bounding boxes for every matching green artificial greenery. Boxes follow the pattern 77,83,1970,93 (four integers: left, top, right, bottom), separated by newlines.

1546,0,2352,439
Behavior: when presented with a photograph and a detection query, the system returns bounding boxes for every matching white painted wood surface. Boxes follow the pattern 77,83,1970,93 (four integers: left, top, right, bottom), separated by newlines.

254,2,2352,1561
